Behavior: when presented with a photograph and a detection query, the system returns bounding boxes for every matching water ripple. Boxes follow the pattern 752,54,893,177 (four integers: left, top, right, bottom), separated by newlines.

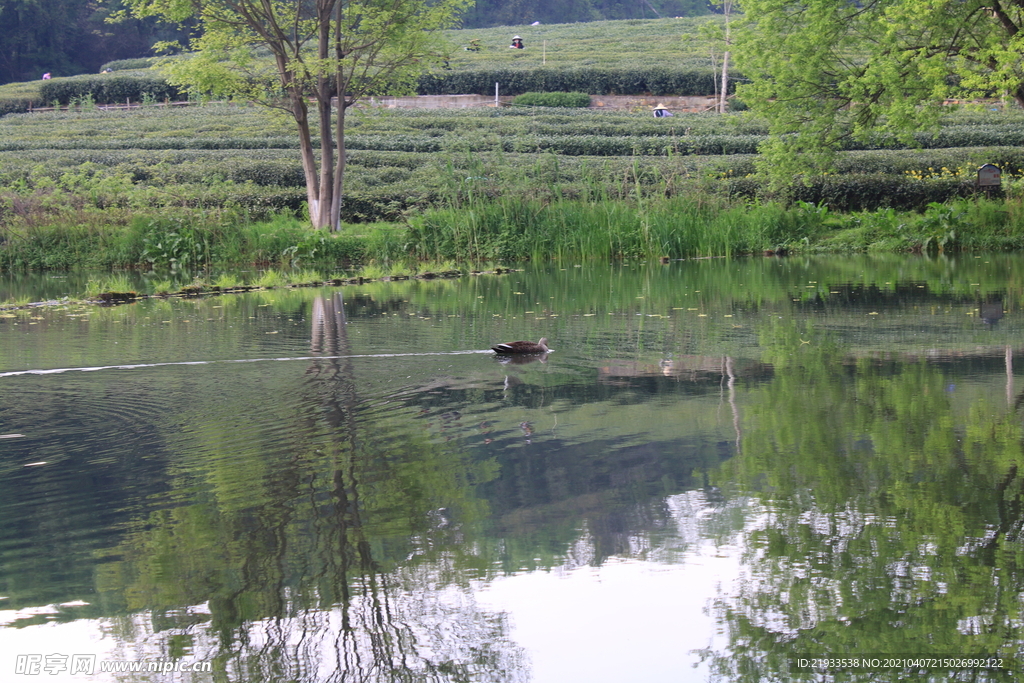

0,350,493,378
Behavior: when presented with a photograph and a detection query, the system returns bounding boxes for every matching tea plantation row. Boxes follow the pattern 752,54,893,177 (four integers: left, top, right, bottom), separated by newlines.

2,105,1022,221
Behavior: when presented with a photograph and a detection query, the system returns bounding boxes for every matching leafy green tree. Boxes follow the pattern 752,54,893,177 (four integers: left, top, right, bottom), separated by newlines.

126,0,468,231
735,0,1024,187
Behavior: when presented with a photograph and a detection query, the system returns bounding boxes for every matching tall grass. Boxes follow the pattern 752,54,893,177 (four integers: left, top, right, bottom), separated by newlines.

7,190,1024,273
404,194,835,261
0,210,382,271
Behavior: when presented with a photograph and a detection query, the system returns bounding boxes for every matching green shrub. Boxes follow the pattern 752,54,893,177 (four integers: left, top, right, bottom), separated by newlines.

728,174,977,211
416,67,729,96
100,58,161,72
513,92,592,107
39,74,183,105
0,97,35,116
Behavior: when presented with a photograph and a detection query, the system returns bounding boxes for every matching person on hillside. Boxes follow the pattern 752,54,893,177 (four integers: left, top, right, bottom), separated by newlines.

510,36,524,49
42,73,51,80
653,103,673,117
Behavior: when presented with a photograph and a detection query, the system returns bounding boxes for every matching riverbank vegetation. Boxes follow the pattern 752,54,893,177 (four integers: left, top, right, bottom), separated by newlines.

4,102,1024,270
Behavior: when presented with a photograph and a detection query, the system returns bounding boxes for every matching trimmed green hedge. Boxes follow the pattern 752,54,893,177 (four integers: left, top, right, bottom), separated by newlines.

0,135,298,152
99,58,162,72
39,75,183,105
513,92,592,107
417,67,730,96
727,175,979,211
0,97,34,116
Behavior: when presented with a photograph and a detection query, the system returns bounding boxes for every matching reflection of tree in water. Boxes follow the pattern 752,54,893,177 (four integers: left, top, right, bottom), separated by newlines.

218,563,526,682
221,292,526,681
696,342,1024,682
109,560,526,682
102,293,526,682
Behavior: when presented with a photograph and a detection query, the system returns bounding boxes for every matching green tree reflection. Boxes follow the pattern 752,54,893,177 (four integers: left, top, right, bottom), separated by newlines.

702,325,1024,682
94,294,522,682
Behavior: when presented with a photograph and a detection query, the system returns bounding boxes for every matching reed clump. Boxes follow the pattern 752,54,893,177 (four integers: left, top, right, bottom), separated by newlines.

404,194,840,261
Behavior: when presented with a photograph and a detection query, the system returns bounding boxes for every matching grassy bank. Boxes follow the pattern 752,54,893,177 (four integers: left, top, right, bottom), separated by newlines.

4,193,1024,278
408,194,1024,259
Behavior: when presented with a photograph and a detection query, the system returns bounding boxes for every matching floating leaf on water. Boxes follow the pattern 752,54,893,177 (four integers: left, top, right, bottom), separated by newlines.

1,434,26,439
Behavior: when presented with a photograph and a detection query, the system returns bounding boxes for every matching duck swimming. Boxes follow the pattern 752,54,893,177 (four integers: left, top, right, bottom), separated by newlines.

491,337,551,354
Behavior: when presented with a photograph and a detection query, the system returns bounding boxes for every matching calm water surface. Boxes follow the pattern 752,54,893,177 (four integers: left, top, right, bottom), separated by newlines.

2,255,1023,682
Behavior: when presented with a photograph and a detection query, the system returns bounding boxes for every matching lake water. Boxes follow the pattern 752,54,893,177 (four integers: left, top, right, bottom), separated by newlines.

1,255,1023,682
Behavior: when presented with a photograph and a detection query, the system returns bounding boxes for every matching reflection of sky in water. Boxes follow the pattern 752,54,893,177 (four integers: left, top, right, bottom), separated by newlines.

0,492,747,683
478,491,746,683
477,551,741,683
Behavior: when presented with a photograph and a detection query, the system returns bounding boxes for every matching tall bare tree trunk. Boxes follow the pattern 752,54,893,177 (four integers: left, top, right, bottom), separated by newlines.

720,0,732,114
331,100,348,232
291,89,326,227
315,6,336,230
316,94,335,229
720,50,729,114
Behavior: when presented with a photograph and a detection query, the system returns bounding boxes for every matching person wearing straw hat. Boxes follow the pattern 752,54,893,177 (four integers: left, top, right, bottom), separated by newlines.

653,103,673,117
510,35,524,49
